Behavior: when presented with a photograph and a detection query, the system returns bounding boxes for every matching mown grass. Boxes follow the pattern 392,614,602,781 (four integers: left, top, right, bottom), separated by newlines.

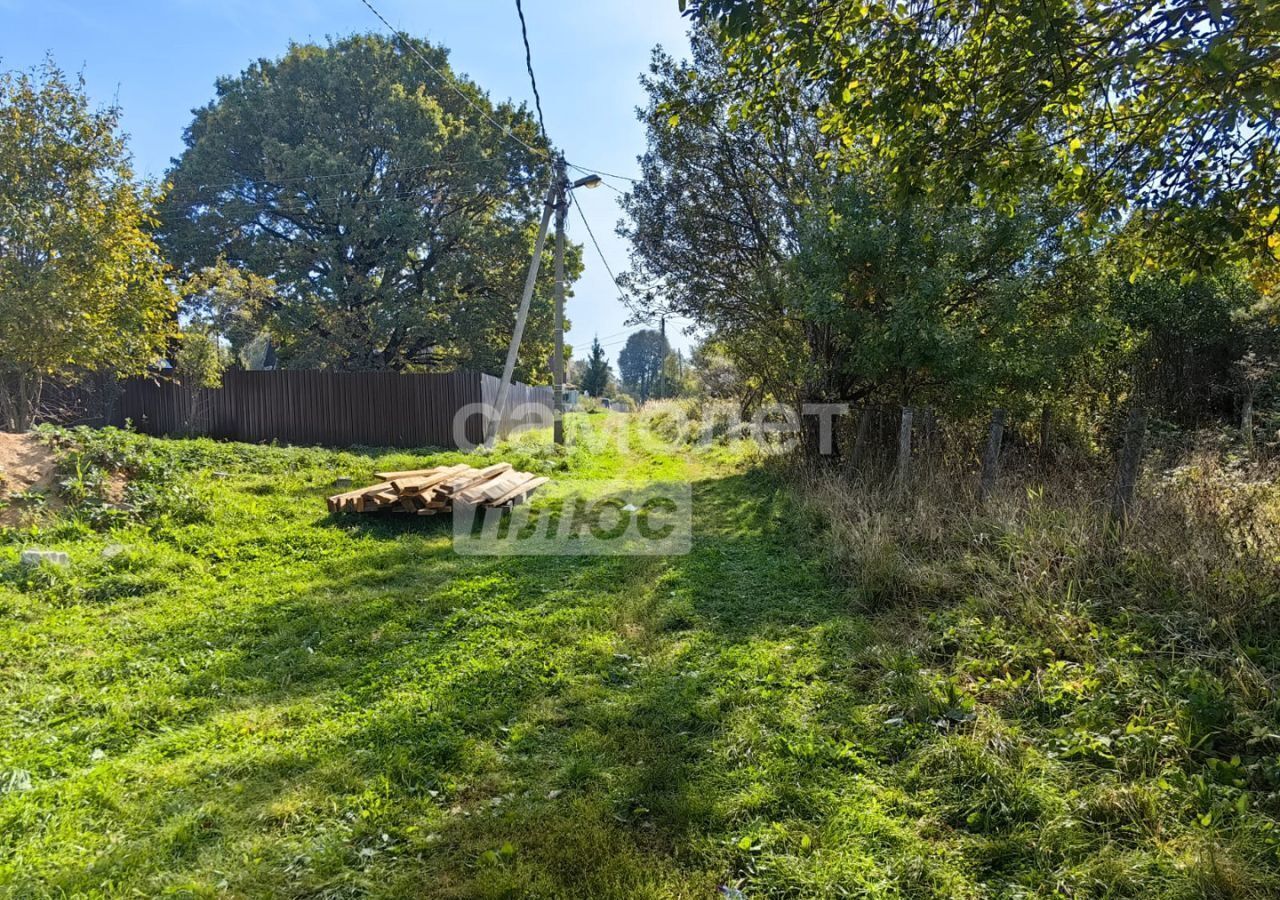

1,412,1278,898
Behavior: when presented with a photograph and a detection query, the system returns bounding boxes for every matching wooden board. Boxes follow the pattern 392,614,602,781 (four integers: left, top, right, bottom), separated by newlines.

391,464,470,494
489,476,549,507
328,462,545,518
374,465,449,481
454,471,529,504
442,463,513,495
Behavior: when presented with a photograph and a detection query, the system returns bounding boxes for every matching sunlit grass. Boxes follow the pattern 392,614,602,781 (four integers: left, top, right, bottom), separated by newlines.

0,414,1277,897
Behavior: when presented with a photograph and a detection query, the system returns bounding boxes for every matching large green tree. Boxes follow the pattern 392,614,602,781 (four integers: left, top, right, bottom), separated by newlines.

622,42,1090,432
620,43,822,411
681,0,1280,266
617,329,671,402
161,34,580,379
0,61,175,431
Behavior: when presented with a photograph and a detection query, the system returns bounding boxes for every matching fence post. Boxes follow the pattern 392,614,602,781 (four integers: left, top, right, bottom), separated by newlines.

847,405,871,474
1109,404,1148,526
1241,389,1256,451
895,406,914,493
978,408,1006,502
1038,404,1052,463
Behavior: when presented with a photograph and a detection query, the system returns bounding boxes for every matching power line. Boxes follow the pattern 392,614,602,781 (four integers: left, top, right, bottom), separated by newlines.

355,0,549,159
356,0,643,194
164,158,527,200
570,191,636,314
514,0,548,145
567,161,640,185
579,173,627,196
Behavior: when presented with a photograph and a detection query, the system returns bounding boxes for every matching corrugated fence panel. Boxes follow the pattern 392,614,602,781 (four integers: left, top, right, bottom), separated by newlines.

116,370,551,450
478,373,554,440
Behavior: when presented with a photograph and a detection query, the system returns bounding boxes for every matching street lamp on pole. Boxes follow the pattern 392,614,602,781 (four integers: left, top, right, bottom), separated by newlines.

485,156,600,450
553,161,602,447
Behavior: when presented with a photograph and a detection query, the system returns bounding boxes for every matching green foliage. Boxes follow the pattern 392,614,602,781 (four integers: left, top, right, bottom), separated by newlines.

160,34,581,380
180,258,279,369
617,329,671,401
792,180,1091,412
173,328,227,391
0,60,175,430
170,326,230,436
33,425,216,531
611,392,638,412
657,350,695,400
689,341,743,400
1108,271,1262,424
682,0,1280,267
621,41,819,411
626,27,1280,441
579,336,612,398
623,42,1098,428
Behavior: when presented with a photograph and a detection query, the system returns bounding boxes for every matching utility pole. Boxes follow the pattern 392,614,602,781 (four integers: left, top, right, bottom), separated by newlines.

657,315,667,400
485,176,557,449
486,157,599,450
552,156,568,446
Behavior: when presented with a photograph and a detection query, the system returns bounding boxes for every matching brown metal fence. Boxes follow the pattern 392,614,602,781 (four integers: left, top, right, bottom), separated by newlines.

115,370,552,449
480,373,555,440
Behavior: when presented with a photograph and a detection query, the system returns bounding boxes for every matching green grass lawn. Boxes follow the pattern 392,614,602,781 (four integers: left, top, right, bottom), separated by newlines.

2,412,1278,898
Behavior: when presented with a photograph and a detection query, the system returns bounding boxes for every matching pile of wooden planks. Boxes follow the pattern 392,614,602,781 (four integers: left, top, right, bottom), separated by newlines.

326,463,549,516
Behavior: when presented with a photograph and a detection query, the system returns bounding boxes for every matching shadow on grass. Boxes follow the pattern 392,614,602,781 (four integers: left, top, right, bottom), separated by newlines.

15,466,875,898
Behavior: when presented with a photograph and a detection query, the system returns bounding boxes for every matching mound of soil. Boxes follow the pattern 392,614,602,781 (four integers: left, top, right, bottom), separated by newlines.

0,432,62,526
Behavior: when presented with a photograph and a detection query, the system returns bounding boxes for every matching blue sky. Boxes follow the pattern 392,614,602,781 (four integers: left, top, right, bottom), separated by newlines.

2,0,697,359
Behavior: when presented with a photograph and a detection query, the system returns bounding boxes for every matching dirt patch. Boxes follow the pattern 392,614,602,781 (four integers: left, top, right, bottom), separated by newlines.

0,432,62,526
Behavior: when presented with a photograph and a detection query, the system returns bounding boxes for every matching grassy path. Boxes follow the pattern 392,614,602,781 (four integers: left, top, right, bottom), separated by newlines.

0,415,906,898
6,413,1276,898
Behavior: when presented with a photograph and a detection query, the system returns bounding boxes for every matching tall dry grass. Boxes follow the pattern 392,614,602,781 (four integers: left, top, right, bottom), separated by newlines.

801,442,1280,632
792,439,1280,895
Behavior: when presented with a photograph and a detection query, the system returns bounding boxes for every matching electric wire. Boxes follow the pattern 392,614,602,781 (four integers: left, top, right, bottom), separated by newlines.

350,1,639,198
356,0,550,159
347,1,642,197
567,161,640,184
514,0,548,145
163,158,535,202
569,191,633,314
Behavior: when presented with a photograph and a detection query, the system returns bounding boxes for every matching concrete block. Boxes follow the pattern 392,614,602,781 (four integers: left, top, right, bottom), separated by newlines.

21,550,69,568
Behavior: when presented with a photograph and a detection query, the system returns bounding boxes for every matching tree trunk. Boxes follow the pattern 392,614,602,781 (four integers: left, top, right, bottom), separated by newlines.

848,405,872,474
875,403,889,469
800,412,828,461
895,406,914,493
0,371,43,432
978,408,1006,502
1241,390,1256,451
1110,404,1148,526
0,378,15,433
920,407,938,450
96,371,124,427
738,386,761,424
